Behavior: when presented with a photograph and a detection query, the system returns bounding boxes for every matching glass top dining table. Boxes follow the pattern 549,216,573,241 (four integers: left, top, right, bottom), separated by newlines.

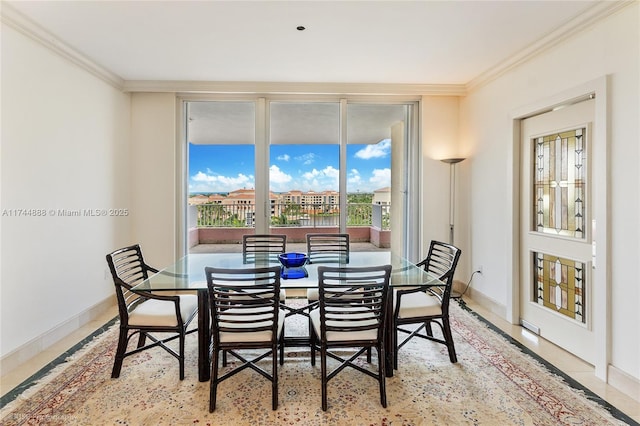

132,251,442,381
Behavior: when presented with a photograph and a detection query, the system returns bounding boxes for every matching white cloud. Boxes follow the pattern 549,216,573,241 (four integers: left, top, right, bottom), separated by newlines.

295,153,316,165
277,154,290,161
348,168,362,186
354,139,391,160
269,165,294,192
322,165,339,178
190,171,254,192
192,171,216,182
269,165,293,184
299,166,339,191
369,168,391,188
301,168,321,180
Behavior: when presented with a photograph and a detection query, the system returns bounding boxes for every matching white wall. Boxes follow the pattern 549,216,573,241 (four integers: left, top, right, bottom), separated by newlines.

130,93,179,266
460,3,639,385
0,24,131,359
421,96,465,264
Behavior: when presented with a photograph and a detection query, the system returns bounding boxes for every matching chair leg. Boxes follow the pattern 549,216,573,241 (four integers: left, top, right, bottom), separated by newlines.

111,328,129,378
442,317,458,363
425,321,434,337
279,330,285,366
310,323,316,366
320,345,328,411
137,332,147,348
308,309,314,362
378,345,387,408
209,349,219,412
393,325,399,370
272,343,279,410
179,332,185,380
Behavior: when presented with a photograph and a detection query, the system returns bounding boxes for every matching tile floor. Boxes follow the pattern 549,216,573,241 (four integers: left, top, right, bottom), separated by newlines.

1,295,639,423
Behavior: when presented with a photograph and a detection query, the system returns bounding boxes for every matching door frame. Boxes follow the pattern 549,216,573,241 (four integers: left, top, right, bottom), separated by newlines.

507,76,610,379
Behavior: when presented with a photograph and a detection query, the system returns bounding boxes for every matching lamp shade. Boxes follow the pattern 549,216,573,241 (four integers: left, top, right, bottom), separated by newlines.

440,158,465,164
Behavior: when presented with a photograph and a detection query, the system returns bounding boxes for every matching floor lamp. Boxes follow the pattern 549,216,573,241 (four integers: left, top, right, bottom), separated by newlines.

440,158,465,245
441,158,465,298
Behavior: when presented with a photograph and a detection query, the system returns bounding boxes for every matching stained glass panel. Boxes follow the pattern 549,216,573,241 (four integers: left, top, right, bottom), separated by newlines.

533,128,586,238
533,252,585,323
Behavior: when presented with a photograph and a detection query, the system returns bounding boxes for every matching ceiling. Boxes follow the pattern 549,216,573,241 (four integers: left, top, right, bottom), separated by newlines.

4,0,602,86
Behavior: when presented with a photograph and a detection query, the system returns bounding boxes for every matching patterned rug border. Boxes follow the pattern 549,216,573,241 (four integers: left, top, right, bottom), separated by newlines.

456,299,638,426
1,301,637,425
0,317,118,409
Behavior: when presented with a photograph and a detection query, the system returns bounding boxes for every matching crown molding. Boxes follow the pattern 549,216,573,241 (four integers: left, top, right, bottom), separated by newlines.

122,80,467,96
466,0,634,92
3,0,629,97
1,2,124,90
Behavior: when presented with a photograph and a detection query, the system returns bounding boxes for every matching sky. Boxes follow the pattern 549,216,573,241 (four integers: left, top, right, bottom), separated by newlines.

189,140,391,194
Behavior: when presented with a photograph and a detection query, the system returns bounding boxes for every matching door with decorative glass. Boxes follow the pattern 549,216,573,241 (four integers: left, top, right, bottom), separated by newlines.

519,99,595,364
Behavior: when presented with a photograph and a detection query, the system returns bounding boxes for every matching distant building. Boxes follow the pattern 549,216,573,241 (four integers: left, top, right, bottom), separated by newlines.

189,188,342,218
208,194,225,204
188,194,209,205
373,187,390,205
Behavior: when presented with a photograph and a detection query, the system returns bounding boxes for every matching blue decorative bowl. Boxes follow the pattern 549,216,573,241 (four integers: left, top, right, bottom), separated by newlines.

278,253,309,279
278,252,308,268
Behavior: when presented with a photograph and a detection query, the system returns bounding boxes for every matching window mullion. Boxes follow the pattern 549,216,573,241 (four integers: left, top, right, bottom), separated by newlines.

339,99,348,233
255,98,268,233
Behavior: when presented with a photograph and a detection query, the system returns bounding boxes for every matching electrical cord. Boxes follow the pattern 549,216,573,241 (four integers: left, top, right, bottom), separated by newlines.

459,270,482,298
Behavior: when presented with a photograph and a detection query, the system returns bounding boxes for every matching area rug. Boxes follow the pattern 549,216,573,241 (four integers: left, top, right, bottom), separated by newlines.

1,301,635,426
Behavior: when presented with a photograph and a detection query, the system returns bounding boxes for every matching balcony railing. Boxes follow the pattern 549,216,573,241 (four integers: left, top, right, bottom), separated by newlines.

194,202,390,230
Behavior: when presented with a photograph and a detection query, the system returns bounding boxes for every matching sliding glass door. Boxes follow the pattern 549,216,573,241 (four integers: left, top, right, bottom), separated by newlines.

269,101,341,233
185,101,256,241
347,103,409,255
184,96,419,258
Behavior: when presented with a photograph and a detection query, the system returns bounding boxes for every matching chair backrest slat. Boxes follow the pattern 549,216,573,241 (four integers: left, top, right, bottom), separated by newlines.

306,233,350,264
420,240,462,309
106,244,154,320
242,234,287,264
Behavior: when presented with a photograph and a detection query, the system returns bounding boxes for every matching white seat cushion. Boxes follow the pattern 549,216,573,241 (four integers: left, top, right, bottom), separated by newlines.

394,290,442,319
218,308,286,343
129,294,198,327
310,307,379,342
307,288,363,302
307,288,318,301
228,288,286,301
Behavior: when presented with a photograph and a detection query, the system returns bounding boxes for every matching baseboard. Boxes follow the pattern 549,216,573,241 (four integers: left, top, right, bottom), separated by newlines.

456,283,507,319
608,364,640,403
0,296,116,376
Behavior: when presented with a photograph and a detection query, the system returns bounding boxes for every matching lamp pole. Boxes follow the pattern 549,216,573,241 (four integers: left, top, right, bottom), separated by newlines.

440,158,465,244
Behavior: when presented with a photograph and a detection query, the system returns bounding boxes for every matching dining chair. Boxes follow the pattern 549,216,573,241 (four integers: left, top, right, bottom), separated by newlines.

305,233,352,342
241,233,289,323
393,240,461,369
106,244,198,380
205,265,285,412
309,264,392,411
242,234,287,264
